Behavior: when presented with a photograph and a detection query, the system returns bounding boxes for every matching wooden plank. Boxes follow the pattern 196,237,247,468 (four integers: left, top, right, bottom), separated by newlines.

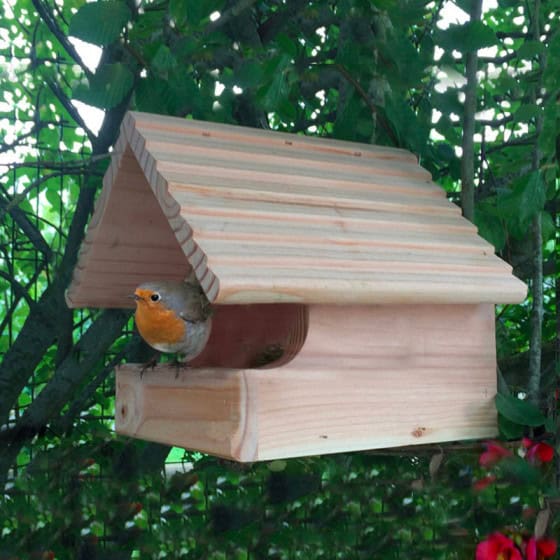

185,215,497,255
145,142,434,184
207,264,519,289
116,367,252,459
205,253,510,276
115,303,498,461
164,177,460,218
127,111,419,163
172,191,477,237
156,160,441,206
141,134,432,182
208,272,527,304
155,158,440,200
168,192,477,233
133,122,422,164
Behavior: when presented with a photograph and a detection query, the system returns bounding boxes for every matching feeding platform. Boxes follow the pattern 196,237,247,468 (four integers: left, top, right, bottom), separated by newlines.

66,111,526,461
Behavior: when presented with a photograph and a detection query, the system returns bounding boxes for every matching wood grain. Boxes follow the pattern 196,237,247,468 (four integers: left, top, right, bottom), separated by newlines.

115,303,498,461
66,111,527,309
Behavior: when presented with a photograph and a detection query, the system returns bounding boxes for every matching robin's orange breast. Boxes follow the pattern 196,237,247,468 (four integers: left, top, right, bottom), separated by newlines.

134,304,186,347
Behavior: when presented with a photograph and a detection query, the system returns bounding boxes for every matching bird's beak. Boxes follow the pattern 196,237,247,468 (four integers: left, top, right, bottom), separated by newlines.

128,293,141,301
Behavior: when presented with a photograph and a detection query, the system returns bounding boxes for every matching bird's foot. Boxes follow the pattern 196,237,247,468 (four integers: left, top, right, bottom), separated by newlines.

171,357,190,379
139,355,159,378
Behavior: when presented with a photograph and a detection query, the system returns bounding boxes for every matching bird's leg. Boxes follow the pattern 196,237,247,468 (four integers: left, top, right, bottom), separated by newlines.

139,354,159,378
171,355,190,379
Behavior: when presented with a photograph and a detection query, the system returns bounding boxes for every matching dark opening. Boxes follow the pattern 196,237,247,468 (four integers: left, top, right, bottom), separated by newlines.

190,304,309,369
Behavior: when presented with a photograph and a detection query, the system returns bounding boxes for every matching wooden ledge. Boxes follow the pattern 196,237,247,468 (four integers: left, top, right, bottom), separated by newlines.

116,366,257,461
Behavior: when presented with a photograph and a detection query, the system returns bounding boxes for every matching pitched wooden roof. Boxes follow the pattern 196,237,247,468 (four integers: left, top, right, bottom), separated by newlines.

65,111,526,308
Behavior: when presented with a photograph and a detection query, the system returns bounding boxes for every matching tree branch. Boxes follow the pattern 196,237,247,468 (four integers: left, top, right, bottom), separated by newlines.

527,0,544,405
54,335,151,435
0,171,65,220
0,271,38,310
0,309,131,482
460,0,482,222
484,134,537,155
45,77,94,143
31,0,91,76
330,63,399,146
0,191,53,261
0,69,132,435
477,114,514,127
0,124,44,154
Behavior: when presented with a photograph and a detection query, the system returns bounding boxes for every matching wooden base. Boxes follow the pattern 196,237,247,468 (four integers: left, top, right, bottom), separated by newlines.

115,304,498,461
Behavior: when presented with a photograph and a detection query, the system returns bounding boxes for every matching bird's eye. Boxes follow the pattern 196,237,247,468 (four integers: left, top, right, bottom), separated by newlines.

150,292,161,302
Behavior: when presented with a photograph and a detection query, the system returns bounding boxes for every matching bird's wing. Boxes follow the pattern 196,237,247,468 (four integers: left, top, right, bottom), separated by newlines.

179,283,212,323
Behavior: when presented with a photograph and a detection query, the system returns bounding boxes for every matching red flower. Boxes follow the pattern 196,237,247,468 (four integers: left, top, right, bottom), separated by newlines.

473,474,497,492
476,532,522,560
522,439,554,465
525,537,557,560
479,441,512,468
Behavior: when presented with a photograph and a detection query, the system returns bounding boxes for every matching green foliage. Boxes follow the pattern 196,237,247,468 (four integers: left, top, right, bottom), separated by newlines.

73,63,134,109
495,393,547,427
69,1,131,46
435,20,497,52
497,172,546,237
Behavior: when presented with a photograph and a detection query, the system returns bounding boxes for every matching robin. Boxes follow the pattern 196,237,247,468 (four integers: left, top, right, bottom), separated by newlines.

132,280,212,363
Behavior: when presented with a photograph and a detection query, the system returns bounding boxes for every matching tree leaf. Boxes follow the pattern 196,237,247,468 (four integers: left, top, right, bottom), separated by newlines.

435,21,497,53
73,63,134,109
151,45,178,74
534,508,551,539
135,77,176,114
276,33,298,58
236,60,264,89
513,103,540,123
499,456,541,485
69,1,131,46
45,186,62,210
258,55,292,111
495,393,546,427
517,40,546,60
498,414,524,439
182,0,225,26
497,171,546,232
169,0,189,28
475,201,506,251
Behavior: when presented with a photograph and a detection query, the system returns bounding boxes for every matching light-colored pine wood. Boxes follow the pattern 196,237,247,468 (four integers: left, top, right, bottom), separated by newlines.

140,131,433,181
116,303,498,461
160,168,454,215
183,214,493,252
146,142,432,184
202,271,526,304
128,111,419,163
66,110,527,309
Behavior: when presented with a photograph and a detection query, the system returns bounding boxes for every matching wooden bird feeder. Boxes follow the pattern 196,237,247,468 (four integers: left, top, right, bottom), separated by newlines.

66,111,527,462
